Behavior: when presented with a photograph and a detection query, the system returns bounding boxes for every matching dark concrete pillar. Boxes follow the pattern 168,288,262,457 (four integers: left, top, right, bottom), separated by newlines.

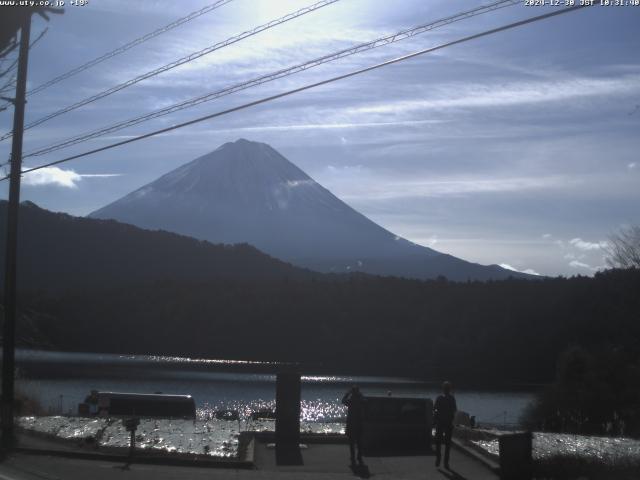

499,431,532,480
275,371,302,465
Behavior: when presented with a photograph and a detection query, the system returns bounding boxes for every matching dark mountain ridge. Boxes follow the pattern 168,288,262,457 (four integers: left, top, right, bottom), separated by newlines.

1,202,638,383
0,201,308,292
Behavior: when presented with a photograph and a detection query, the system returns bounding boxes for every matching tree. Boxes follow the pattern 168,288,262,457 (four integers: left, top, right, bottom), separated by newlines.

606,225,640,269
521,345,640,436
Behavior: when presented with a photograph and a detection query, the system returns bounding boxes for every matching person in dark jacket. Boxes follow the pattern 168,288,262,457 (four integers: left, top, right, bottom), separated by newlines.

342,385,365,465
433,381,457,469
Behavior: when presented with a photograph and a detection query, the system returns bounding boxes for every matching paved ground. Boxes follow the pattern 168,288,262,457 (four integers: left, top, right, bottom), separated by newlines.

0,441,499,480
253,441,498,479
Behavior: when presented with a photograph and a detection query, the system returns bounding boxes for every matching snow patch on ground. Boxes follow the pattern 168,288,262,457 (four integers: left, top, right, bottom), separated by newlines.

17,416,345,458
18,416,239,458
470,431,640,466
19,416,107,440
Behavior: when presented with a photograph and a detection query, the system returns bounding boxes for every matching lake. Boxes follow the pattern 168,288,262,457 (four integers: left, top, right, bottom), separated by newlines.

14,349,536,427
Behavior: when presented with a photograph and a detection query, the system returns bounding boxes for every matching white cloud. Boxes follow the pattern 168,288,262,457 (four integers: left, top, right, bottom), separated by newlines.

347,74,640,115
132,18,383,84
22,167,121,188
209,119,447,134
522,269,541,276
499,263,540,276
542,233,552,239
286,179,314,188
421,235,438,247
567,260,606,273
629,162,637,170
569,260,592,269
334,175,580,201
569,238,608,251
22,167,82,188
81,174,123,178
326,164,364,174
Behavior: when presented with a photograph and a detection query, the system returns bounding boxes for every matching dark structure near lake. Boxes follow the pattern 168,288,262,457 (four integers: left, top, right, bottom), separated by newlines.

275,372,302,465
362,395,433,454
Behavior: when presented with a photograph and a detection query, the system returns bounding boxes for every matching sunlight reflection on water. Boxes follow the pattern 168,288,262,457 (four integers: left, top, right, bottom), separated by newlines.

16,349,536,430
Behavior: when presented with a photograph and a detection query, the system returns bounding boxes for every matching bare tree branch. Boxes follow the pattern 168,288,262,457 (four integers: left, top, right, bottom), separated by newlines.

605,225,640,269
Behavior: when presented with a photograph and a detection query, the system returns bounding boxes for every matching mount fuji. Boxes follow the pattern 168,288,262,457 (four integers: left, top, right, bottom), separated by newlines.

90,139,528,281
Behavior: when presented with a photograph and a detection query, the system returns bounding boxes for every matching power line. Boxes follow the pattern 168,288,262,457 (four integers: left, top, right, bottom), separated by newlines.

0,28,49,112
0,1,231,113
26,26,48,51
0,41,19,62
23,0,520,159
0,56,19,80
26,0,234,97
0,80,17,97
0,0,340,142
0,28,47,81
3,4,590,183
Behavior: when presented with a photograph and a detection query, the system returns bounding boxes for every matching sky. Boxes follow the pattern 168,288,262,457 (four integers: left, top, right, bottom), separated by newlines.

0,0,638,277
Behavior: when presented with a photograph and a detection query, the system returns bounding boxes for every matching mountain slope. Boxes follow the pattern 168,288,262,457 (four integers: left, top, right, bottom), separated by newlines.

0,201,307,292
90,139,529,281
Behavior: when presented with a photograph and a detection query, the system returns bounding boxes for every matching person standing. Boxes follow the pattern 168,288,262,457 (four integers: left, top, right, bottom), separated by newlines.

342,385,365,465
433,381,457,469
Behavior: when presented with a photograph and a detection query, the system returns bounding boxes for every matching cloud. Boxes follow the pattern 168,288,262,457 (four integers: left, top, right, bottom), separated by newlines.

499,263,540,276
542,233,552,239
335,175,580,201
568,260,606,272
425,235,438,247
347,74,640,115
22,167,121,188
22,168,82,188
569,238,608,251
629,162,637,170
126,17,384,85
416,235,439,247
326,164,364,174
209,119,447,134
569,260,592,269
285,179,314,188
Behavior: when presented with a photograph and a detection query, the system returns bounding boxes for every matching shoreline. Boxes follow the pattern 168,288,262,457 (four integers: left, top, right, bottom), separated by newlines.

13,347,550,390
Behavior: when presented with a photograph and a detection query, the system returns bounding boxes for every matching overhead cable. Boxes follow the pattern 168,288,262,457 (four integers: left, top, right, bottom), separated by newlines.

24,0,519,158
0,2,232,113
0,28,48,89
26,0,234,97
0,0,340,142
4,4,590,182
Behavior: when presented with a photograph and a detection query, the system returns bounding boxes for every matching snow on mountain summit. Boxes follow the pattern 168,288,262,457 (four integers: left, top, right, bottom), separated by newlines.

123,139,347,214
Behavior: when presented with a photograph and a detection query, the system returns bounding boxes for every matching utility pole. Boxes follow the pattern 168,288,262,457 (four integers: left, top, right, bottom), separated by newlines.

2,10,32,449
